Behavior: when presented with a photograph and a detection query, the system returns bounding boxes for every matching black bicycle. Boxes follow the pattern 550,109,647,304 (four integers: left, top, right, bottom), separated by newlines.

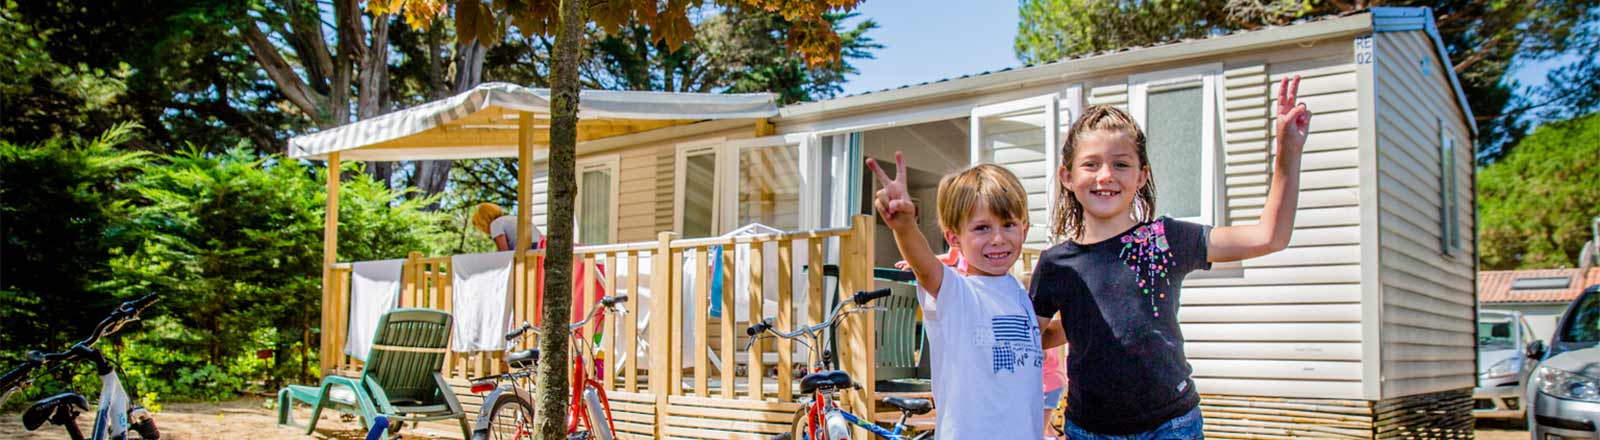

0,294,162,439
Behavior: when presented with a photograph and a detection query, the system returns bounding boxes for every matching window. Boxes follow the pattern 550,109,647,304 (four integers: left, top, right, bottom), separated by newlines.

1128,64,1220,225
675,140,723,238
971,93,1065,247
1439,123,1460,255
576,155,619,244
736,143,802,231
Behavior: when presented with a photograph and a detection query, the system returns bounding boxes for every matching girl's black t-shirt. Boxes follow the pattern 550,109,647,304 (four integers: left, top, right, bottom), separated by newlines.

1030,217,1211,435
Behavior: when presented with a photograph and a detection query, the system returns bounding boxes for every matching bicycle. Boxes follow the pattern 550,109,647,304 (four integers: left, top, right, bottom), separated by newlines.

744,288,933,440
468,294,629,440
0,294,162,440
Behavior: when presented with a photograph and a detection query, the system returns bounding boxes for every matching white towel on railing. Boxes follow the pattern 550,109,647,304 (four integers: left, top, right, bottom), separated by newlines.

345,259,404,361
451,251,515,352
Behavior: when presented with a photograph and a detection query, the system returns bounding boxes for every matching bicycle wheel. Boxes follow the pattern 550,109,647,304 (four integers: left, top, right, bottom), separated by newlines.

581,385,614,440
473,392,536,440
789,404,811,440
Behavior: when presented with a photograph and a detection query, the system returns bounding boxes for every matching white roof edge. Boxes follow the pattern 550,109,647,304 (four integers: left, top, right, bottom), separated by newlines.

778,12,1375,122
1369,7,1478,135
287,82,778,160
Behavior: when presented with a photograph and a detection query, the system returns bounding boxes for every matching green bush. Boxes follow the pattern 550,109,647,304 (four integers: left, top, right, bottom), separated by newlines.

4,127,456,406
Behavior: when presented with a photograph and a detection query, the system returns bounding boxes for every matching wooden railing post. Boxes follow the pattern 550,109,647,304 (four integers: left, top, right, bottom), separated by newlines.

839,214,877,438
403,251,421,308
650,232,676,440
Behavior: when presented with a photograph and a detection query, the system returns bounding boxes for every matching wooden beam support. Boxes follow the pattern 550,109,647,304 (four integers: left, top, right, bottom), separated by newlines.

320,152,341,376
516,113,536,323
756,118,776,137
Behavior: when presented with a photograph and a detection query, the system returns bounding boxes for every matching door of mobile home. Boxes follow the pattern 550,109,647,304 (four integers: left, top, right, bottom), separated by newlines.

970,88,1081,247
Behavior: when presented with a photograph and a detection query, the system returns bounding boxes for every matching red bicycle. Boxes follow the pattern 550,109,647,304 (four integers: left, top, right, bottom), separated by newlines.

469,295,627,440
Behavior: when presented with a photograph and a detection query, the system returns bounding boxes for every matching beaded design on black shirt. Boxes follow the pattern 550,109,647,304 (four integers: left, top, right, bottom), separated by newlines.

1118,221,1174,318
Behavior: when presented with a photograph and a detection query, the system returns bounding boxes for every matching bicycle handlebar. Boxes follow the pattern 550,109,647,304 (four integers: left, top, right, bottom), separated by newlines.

503,294,631,342
741,289,890,353
851,288,892,306
0,294,160,396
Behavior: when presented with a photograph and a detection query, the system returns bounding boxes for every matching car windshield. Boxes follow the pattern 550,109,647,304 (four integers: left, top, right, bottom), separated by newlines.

1478,317,1515,349
1559,292,1600,343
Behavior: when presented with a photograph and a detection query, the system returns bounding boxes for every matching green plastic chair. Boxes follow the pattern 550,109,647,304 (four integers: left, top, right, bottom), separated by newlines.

277,308,469,438
874,285,928,391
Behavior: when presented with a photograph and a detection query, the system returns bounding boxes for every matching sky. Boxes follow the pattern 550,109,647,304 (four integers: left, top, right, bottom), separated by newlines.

840,0,1021,96
840,1,1564,113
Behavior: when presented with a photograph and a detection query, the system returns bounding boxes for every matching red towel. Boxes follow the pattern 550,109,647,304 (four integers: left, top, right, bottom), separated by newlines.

531,238,609,338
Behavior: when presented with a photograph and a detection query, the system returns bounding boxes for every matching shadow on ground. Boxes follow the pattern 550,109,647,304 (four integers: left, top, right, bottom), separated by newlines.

0,398,451,439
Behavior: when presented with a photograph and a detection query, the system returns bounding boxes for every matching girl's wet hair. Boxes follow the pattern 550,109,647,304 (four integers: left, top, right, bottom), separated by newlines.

1052,105,1157,241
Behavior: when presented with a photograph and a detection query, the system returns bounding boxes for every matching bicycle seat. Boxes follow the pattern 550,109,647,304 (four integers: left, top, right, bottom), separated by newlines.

22,392,88,431
799,370,853,394
507,349,540,369
882,396,932,415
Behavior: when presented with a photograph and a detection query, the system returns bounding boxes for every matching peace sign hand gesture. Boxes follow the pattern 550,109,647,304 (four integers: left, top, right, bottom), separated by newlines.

868,152,918,232
1274,75,1313,157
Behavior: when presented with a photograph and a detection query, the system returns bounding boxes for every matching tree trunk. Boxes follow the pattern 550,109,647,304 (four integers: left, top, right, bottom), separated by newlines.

412,39,489,205
358,14,394,187
532,0,585,437
330,0,358,126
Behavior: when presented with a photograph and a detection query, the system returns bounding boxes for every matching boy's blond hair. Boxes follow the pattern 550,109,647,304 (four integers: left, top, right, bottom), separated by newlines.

936,163,1030,233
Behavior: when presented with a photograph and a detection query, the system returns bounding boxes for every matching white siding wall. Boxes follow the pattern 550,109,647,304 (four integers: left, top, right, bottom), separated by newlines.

592,128,754,243
1374,30,1477,398
1181,43,1368,400
532,165,548,235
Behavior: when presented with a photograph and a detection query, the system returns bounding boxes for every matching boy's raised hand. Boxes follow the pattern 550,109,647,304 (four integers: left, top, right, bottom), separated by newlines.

869,151,944,295
868,152,917,232
1275,75,1313,156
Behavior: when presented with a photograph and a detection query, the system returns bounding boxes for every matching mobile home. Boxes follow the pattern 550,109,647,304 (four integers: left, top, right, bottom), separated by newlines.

545,6,1479,437
301,6,1479,439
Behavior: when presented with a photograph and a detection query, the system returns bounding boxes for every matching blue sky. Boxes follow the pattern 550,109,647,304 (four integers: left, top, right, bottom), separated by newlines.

841,0,1021,96
841,2,1563,106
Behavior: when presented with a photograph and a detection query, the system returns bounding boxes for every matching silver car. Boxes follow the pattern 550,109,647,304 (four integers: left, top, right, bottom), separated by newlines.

1528,285,1600,438
1476,310,1538,420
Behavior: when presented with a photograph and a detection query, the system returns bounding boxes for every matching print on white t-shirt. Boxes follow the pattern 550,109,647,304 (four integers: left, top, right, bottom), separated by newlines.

917,265,1043,439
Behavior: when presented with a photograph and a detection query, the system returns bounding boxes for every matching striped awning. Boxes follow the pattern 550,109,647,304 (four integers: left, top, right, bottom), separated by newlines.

288,82,778,161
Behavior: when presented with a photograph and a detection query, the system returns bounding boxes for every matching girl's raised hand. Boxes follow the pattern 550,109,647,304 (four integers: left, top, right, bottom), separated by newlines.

1275,75,1313,156
867,151,918,232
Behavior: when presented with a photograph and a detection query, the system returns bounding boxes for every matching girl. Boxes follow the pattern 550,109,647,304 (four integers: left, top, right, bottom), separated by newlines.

471,202,543,251
1031,76,1312,438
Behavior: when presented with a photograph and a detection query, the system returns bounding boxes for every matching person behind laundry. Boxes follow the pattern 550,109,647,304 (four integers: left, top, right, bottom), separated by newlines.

1032,76,1312,438
868,154,1043,439
471,202,543,251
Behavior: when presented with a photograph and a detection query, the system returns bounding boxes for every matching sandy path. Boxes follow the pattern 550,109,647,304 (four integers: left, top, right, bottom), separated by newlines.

0,398,453,440
3,397,1533,439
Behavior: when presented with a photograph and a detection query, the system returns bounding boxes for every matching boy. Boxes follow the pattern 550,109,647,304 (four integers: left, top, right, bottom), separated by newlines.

868,153,1043,439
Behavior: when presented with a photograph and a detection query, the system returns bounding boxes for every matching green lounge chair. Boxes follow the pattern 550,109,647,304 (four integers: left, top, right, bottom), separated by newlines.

277,308,469,438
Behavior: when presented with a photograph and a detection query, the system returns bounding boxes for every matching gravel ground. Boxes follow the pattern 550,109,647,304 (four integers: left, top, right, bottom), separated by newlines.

1476,418,1530,440
0,398,452,440
2,398,1540,439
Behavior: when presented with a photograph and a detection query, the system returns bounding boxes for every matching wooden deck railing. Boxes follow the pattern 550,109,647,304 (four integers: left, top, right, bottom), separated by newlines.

321,215,879,439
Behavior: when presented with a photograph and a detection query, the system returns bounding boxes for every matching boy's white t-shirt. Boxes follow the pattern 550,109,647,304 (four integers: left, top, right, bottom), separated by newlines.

917,265,1044,439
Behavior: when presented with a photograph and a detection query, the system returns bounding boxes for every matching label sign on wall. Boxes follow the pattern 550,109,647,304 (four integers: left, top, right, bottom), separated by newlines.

1354,34,1374,65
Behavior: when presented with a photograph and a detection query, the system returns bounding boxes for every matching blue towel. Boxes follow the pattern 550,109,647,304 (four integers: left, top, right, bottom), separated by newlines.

709,245,724,318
